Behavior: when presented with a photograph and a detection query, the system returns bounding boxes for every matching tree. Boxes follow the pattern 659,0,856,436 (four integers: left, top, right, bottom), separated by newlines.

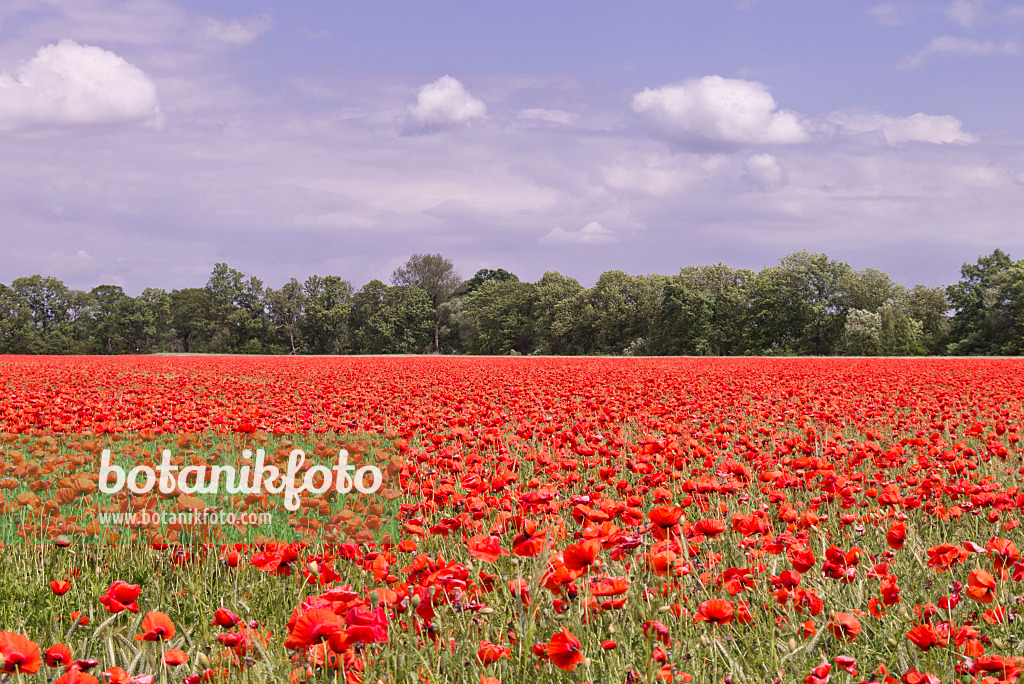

584,271,663,354
87,285,129,353
0,283,31,353
267,279,306,354
746,251,852,355
672,264,753,355
461,279,537,354
9,275,73,353
844,268,898,312
457,268,519,296
532,271,584,355
204,263,268,353
947,250,1022,354
168,288,214,353
842,309,882,355
348,280,433,353
651,275,715,355
905,285,950,355
300,275,353,354
348,280,389,353
391,254,461,353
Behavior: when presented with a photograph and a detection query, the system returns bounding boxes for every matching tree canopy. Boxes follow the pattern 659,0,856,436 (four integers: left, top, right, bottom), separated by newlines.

3,249,1022,357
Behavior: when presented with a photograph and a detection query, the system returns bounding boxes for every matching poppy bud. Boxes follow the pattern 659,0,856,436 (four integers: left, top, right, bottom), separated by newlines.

369,591,380,609
411,594,422,608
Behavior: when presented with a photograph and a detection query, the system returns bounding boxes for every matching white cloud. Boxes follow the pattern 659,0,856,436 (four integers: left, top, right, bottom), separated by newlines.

203,14,273,46
743,154,789,191
828,112,976,144
539,222,618,246
946,0,983,27
870,2,912,26
408,75,486,129
632,75,809,146
518,108,577,125
0,40,162,132
900,36,1018,69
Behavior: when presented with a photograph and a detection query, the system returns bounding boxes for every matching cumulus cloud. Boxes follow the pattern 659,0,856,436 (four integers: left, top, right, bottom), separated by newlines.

828,112,976,144
946,0,983,27
518,108,577,125
632,75,809,147
203,14,273,45
743,154,789,191
0,40,162,133
870,2,912,26
539,221,618,246
900,36,1018,69
408,75,486,130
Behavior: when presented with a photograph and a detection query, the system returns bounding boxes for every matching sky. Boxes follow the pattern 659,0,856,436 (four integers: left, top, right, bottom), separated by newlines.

1,0,1023,294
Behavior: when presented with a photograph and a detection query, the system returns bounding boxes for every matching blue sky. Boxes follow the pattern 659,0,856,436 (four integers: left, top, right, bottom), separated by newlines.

1,0,1023,293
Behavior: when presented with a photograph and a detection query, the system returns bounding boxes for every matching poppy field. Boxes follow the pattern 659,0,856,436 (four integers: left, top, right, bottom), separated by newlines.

1,355,1024,684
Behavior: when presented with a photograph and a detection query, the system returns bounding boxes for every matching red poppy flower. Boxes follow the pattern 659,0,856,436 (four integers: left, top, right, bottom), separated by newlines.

803,661,831,684
50,580,73,596
906,624,939,651
901,668,942,684
134,612,176,641
0,631,42,674
562,539,601,574
163,649,189,666
284,608,346,650
476,640,511,665
925,543,968,573
99,581,142,614
45,643,73,667
827,612,861,642
467,535,508,563
694,599,734,626
787,545,816,573
642,620,670,645
546,628,584,671
212,608,241,628
648,505,684,539
885,523,906,550
103,667,129,684
54,672,100,684
964,568,996,604
507,579,532,606
345,606,388,644
512,521,547,558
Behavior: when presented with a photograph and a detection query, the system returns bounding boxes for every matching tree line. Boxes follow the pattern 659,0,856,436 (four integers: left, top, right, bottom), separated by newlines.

1,250,1022,356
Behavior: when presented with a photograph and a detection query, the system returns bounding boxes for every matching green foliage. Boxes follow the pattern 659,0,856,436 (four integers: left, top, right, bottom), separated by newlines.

2,249,1023,356
947,249,1024,355
299,275,353,354
392,253,462,353
461,279,537,354
348,280,433,354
